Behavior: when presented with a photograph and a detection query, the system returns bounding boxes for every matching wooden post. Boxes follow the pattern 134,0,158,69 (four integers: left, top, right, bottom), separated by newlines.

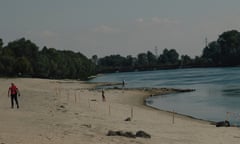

55,88,57,96
59,88,61,97
131,107,133,119
109,104,111,116
74,90,77,103
78,91,80,104
88,99,90,108
67,90,70,102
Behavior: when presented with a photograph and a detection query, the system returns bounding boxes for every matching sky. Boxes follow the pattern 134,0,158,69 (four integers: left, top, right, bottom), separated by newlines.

1,0,240,58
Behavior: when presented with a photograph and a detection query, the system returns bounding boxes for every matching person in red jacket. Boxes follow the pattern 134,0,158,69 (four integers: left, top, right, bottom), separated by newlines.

8,83,21,109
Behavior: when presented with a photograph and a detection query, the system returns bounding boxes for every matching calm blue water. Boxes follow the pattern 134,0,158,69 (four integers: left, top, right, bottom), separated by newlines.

90,67,240,124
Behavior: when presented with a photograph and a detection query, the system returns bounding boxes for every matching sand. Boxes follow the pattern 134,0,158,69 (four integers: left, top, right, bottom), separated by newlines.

0,78,239,144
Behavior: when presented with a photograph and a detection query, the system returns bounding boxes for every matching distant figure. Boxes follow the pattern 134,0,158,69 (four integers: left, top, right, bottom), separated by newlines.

122,80,125,89
102,89,106,102
8,83,21,109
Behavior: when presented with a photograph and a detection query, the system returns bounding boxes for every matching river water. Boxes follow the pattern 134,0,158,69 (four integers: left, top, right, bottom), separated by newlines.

90,67,240,124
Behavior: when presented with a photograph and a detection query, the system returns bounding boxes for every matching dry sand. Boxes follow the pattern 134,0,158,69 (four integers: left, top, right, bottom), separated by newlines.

0,78,239,144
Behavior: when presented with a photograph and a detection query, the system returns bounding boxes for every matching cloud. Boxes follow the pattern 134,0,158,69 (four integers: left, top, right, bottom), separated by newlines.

41,30,57,38
136,18,144,23
133,17,180,27
93,25,120,33
151,17,162,24
151,17,180,25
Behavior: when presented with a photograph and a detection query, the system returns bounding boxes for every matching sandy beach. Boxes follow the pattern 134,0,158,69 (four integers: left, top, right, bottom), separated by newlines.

0,78,239,144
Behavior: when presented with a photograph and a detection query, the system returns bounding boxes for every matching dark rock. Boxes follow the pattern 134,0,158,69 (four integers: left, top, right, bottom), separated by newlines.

107,130,117,136
136,130,151,138
125,117,131,121
123,132,136,138
116,131,124,136
107,130,150,139
216,120,230,127
107,130,135,138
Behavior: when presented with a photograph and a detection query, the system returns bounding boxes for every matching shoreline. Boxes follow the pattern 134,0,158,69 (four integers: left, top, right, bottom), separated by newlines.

93,85,211,124
94,84,236,127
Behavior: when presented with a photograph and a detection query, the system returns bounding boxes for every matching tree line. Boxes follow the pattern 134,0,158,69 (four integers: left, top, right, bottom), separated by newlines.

0,38,96,79
0,29,240,79
95,30,240,73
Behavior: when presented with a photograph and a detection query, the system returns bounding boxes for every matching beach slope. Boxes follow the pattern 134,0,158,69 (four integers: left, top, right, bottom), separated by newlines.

0,78,239,144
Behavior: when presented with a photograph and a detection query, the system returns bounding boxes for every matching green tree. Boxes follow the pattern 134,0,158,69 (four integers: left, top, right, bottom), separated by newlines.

0,56,15,76
125,55,135,67
5,38,39,72
180,55,192,66
217,30,240,65
147,51,157,66
137,53,148,66
14,57,33,75
202,41,221,65
92,55,98,65
0,38,95,79
158,48,179,65
168,49,179,64
98,55,126,67
193,56,208,66
35,52,52,78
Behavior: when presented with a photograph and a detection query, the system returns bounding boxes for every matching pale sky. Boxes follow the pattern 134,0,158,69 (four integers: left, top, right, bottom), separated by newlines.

1,0,240,58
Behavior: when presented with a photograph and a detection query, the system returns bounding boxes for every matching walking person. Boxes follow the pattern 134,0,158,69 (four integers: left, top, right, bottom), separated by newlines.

102,89,106,102
8,83,21,109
